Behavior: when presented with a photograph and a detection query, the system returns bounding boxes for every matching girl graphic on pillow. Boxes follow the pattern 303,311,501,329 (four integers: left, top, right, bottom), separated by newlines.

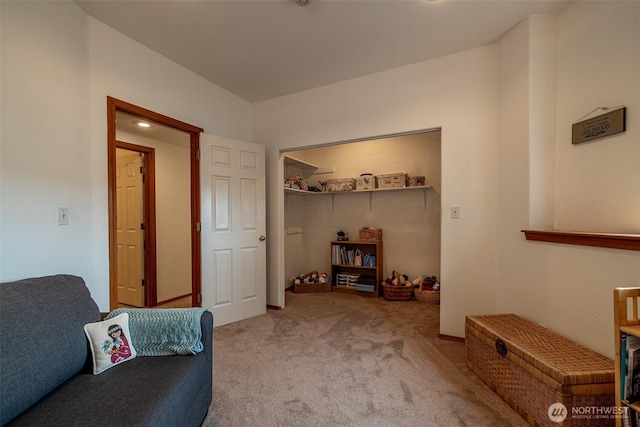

101,324,132,363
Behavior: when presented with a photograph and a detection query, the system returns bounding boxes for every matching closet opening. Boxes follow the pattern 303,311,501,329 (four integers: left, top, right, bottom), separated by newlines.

280,128,442,305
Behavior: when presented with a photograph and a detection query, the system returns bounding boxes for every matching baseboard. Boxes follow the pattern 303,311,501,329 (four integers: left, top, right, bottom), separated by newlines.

267,304,283,310
438,333,465,343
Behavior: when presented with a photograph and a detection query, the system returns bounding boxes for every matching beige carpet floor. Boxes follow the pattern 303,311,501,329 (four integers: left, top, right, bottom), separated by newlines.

204,291,528,427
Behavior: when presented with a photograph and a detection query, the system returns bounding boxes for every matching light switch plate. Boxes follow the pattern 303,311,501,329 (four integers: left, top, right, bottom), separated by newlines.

450,206,460,219
58,207,69,225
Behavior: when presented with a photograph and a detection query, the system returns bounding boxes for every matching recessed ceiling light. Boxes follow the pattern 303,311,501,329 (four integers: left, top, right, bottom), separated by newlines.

134,121,151,128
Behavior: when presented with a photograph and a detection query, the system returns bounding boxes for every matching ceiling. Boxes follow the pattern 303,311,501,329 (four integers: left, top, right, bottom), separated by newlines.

116,110,191,147
76,0,569,103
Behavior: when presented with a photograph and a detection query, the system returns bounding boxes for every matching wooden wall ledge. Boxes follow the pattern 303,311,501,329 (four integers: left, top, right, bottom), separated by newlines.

522,230,640,251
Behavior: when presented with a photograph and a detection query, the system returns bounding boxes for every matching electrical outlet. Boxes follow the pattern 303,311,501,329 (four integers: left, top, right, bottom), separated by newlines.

58,207,69,225
450,205,460,219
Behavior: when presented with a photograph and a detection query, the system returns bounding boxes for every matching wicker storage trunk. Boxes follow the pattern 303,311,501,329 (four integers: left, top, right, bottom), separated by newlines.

465,314,615,427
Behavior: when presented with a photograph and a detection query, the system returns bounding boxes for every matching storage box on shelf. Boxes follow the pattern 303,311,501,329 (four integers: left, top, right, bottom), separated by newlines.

325,178,355,192
408,176,425,187
359,227,382,242
336,273,359,288
356,283,375,293
356,174,377,190
466,314,615,427
378,173,407,189
331,240,383,297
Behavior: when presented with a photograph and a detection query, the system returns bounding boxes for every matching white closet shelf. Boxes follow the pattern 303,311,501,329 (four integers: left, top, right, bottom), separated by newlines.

284,184,433,211
283,155,319,171
284,185,433,196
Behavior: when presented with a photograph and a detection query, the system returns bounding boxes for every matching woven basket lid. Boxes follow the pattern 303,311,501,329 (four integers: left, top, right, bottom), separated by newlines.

466,314,614,386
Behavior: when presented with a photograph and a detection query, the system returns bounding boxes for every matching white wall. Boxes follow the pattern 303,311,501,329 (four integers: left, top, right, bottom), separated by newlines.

254,46,499,337
0,1,252,310
496,4,640,358
1,2,93,282
554,2,640,233
150,140,192,303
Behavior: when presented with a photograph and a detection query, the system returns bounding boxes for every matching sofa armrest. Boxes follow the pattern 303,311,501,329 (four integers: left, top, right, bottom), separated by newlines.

199,310,213,358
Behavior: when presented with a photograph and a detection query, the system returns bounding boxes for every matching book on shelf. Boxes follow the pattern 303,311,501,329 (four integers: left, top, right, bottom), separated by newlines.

631,345,640,403
623,334,629,398
624,406,640,427
624,334,640,404
622,406,631,427
340,247,350,265
332,245,360,266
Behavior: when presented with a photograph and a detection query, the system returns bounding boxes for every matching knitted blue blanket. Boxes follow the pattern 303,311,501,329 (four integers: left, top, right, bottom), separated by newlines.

106,308,208,356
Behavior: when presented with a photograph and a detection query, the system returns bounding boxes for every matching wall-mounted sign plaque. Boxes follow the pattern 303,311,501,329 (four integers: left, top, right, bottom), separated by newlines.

572,107,626,144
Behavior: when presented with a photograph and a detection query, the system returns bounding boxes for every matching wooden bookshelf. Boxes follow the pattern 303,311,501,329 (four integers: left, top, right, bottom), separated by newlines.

330,241,383,297
614,287,640,427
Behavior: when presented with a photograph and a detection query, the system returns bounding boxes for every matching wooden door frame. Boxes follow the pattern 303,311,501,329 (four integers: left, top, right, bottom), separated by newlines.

115,142,156,307
107,97,204,309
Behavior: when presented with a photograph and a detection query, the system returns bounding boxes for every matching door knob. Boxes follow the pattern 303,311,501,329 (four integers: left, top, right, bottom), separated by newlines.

259,235,266,241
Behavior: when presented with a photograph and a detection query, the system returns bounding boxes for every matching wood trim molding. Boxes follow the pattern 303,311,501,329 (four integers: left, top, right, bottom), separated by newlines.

108,97,203,134
438,334,465,343
107,99,118,310
107,96,204,310
522,230,640,251
190,132,202,308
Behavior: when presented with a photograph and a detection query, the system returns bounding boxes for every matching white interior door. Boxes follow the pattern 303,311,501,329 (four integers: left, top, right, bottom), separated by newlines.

200,135,266,326
115,151,145,307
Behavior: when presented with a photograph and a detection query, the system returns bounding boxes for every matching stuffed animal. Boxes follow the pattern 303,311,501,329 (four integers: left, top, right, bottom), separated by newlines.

388,270,410,286
294,271,330,285
410,275,440,291
412,275,426,286
418,275,438,291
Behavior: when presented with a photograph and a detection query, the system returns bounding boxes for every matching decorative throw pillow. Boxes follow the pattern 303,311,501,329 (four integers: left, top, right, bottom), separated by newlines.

84,313,137,374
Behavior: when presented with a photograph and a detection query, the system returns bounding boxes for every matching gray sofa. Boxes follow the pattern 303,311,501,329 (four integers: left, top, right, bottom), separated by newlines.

0,275,213,426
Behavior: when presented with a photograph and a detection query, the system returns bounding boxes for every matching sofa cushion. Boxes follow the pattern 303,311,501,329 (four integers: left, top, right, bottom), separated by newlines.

84,313,137,374
0,275,101,426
